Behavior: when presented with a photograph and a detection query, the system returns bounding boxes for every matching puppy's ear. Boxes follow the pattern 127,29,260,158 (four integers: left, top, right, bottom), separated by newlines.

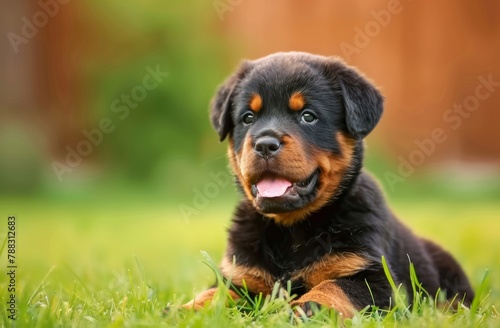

210,61,252,141
324,58,384,139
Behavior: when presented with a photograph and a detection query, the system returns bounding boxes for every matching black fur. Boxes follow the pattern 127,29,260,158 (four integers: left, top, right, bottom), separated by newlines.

323,60,384,139
206,52,474,313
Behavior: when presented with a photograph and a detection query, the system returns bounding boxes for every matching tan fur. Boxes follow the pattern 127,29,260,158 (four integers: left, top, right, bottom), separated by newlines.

228,138,255,202
180,288,240,310
292,253,368,287
291,280,356,318
240,134,316,183
289,92,305,111
182,253,365,314
249,93,263,112
229,132,355,226
220,256,275,294
270,132,355,225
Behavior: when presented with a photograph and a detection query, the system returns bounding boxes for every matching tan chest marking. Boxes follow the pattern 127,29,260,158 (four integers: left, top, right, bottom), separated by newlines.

292,253,369,288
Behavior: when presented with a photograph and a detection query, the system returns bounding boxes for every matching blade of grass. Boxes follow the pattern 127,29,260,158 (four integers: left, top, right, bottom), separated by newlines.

26,265,55,306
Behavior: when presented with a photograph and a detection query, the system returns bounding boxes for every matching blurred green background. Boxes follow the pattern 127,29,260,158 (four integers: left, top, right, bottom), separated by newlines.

0,0,499,320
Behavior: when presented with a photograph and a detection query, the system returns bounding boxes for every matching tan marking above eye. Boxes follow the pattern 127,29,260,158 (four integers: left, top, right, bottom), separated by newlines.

289,92,305,111
249,94,263,112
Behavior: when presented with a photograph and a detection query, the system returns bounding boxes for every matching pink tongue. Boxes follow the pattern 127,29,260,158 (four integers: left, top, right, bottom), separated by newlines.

256,178,292,197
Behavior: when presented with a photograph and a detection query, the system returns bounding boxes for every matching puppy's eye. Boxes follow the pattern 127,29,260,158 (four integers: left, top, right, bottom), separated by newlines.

243,113,255,125
301,112,317,123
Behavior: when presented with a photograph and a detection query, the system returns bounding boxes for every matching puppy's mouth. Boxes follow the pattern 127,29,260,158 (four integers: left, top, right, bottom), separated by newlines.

252,170,319,201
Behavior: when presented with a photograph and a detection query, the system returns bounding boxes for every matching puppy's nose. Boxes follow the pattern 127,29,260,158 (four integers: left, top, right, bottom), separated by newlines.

254,136,281,157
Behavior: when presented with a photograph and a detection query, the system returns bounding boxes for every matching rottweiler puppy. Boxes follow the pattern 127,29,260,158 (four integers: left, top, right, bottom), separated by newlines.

181,52,474,317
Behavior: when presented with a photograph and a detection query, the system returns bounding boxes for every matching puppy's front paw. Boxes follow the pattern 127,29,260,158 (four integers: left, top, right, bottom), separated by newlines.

294,301,321,318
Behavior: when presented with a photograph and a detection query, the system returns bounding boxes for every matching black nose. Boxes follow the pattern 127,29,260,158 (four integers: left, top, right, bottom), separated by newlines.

254,136,281,157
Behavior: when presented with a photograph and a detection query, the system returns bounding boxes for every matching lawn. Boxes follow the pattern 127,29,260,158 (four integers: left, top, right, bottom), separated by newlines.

0,195,499,327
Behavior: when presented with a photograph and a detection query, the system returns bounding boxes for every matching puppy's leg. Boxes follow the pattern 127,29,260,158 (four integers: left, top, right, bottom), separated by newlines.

291,280,356,317
180,287,240,310
291,276,391,318
178,257,274,311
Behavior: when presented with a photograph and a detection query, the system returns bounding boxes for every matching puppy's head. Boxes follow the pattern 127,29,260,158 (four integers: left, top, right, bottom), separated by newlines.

211,52,383,225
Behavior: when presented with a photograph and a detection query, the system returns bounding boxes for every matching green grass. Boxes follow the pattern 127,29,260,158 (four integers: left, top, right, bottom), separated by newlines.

0,197,499,327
